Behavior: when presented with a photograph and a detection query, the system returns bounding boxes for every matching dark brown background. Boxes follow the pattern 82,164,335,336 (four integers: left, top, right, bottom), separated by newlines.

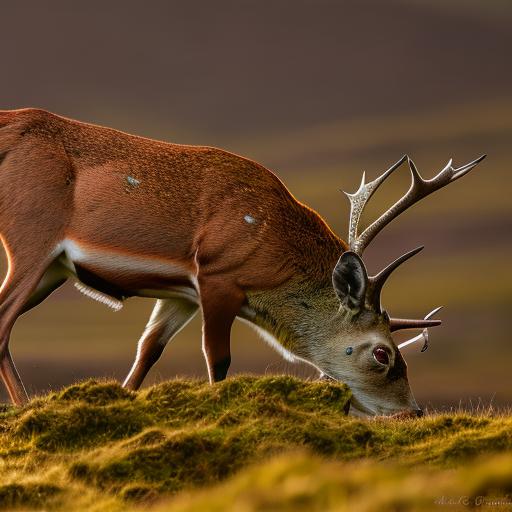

1,0,510,409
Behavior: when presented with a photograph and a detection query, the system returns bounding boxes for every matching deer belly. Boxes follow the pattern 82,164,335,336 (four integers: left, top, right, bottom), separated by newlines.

58,239,197,299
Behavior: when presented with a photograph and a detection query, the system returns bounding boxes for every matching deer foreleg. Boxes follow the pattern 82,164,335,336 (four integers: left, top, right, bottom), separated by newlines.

198,277,245,383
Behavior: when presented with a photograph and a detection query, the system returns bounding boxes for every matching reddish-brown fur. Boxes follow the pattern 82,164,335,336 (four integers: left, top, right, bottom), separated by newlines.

0,108,347,405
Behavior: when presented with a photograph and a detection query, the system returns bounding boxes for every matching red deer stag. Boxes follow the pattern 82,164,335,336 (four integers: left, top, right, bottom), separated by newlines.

0,109,484,415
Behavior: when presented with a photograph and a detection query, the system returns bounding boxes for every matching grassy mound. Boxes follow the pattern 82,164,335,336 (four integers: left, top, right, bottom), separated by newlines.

0,376,511,511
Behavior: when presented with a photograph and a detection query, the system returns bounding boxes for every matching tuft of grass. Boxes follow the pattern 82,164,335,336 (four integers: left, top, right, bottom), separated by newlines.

0,375,511,511
56,380,136,405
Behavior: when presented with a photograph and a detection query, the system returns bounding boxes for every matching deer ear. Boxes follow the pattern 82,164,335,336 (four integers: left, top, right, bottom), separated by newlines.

332,251,368,310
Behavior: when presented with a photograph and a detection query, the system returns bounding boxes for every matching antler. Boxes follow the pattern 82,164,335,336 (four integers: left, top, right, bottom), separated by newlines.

389,316,441,332
368,247,443,331
345,154,486,256
341,155,484,331
367,245,424,312
397,307,443,351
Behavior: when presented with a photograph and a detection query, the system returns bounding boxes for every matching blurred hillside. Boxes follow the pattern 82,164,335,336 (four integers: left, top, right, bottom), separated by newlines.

0,0,510,407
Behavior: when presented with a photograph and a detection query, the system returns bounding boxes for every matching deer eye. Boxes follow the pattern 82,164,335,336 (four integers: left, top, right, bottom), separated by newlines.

373,347,389,365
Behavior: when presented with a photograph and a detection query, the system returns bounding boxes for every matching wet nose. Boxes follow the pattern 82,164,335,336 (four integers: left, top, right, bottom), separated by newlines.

415,408,424,418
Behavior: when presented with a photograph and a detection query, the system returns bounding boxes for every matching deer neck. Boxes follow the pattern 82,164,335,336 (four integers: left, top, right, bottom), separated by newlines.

245,271,344,362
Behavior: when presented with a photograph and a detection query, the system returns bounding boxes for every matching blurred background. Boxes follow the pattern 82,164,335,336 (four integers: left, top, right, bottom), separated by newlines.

0,0,510,410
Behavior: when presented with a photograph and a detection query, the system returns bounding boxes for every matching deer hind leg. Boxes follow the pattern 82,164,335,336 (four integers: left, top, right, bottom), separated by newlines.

198,276,245,383
0,239,66,405
1,259,68,404
123,297,199,390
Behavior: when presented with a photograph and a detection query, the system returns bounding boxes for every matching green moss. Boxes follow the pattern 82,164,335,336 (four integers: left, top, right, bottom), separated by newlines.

140,375,350,424
83,429,228,492
158,451,512,512
16,402,149,451
439,427,512,463
0,375,511,511
119,483,159,503
0,482,61,510
56,380,136,405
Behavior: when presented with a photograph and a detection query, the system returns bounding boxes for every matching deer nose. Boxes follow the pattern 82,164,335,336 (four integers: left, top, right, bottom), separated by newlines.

415,408,424,417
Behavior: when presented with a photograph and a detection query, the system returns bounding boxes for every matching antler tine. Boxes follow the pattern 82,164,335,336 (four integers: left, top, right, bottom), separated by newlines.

390,306,443,332
352,154,486,255
344,155,407,254
424,305,443,320
368,246,424,312
397,331,426,351
389,317,441,332
434,154,486,182
397,307,443,351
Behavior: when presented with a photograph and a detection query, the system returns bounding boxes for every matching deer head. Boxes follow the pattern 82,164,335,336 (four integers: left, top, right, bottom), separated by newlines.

322,154,485,416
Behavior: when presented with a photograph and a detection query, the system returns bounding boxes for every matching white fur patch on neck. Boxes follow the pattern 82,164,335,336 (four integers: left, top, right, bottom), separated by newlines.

239,318,297,362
